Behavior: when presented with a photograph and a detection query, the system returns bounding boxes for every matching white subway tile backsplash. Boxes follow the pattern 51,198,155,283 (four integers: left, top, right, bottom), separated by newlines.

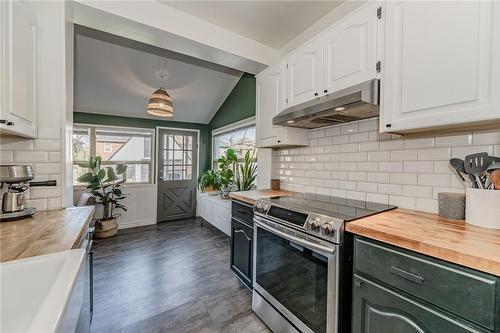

452,145,494,159
418,174,450,187
359,141,380,152
34,139,60,151
435,134,472,147
391,150,417,161
472,130,500,145
389,196,416,209
37,128,61,140
34,163,61,175
402,185,433,199
378,184,403,195
1,150,13,163
30,187,61,199
379,162,404,173
418,148,451,161
405,137,435,149
390,173,417,185
1,137,34,150
274,119,500,214
341,123,358,135
14,151,48,162
404,161,434,173
367,193,389,204
358,119,378,132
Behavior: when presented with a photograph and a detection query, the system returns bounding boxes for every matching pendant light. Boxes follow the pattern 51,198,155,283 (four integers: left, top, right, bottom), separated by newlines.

147,59,174,117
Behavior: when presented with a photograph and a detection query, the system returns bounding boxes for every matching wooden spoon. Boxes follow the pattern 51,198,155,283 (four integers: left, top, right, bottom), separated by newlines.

491,170,500,190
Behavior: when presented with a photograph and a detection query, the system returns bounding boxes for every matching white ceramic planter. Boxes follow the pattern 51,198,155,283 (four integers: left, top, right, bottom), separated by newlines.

466,188,500,229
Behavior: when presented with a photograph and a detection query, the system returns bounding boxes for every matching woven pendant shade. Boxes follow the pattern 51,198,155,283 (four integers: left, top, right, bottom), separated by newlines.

147,88,174,117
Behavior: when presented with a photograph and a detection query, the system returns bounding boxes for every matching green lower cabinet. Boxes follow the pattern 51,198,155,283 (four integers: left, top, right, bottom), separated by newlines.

352,274,487,333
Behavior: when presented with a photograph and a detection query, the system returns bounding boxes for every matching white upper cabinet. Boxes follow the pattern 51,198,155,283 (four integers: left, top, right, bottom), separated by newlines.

380,1,500,133
286,37,323,107
0,0,38,138
256,63,309,148
323,1,378,94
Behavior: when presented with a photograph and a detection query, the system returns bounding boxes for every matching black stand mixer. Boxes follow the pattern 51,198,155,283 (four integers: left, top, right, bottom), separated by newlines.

0,165,57,221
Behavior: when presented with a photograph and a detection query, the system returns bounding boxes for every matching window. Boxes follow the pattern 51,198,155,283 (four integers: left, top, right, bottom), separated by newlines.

212,118,256,169
162,134,193,180
73,125,154,185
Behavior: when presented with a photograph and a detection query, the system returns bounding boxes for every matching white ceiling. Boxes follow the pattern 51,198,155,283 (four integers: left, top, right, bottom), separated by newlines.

74,26,243,123
161,1,344,49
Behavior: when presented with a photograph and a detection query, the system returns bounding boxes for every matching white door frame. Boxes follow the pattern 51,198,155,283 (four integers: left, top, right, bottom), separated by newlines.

155,126,201,222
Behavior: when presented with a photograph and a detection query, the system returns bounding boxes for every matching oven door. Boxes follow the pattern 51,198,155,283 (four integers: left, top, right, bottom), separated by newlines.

253,216,339,333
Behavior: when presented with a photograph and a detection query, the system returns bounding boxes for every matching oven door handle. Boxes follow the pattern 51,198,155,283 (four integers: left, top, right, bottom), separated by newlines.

255,218,336,255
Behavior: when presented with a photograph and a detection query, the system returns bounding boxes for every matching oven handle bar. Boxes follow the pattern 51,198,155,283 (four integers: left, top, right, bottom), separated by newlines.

255,218,337,255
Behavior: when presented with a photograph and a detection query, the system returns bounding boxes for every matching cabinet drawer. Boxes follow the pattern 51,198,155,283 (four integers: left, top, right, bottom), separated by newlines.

231,200,254,225
352,274,487,333
354,237,498,331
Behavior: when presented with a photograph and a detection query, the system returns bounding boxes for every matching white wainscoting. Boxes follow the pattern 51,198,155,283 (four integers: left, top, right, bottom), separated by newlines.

74,184,157,229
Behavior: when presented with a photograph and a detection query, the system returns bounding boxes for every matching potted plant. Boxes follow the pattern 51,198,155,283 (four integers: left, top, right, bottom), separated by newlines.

218,148,238,198
77,156,128,239
236,150,257,191
197,169,221,195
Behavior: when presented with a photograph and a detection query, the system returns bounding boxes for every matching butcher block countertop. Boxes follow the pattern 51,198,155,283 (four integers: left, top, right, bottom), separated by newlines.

229,189,294,205
0,206,94,262
346,208,500,276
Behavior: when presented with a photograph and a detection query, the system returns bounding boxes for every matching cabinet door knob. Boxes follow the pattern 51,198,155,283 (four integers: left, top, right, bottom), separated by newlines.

323,89,328,93
277,140,281,143
6,121,14,126
314,92,319,96
0,120,6,124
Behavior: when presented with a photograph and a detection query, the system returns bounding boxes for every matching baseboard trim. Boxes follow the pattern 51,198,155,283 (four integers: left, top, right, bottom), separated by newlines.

118,219,156,230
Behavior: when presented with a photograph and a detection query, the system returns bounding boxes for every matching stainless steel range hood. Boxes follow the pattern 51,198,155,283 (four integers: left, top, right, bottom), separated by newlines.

273,79,380,129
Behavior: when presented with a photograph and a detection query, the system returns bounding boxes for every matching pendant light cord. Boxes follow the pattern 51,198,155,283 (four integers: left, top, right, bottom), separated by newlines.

160,58,168,88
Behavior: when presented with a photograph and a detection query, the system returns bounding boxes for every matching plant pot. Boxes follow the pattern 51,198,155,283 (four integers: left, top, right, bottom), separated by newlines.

220,186,231,199
206,190,220,196
94,217,118,238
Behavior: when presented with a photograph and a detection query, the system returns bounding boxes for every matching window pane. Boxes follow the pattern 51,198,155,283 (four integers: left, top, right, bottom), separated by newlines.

73,128,90,162
185,136,192,150
185,166,192,180
96,128,152,162
173,166,184,180
213,126,256,161
174,135,184,150
73,164,89,185
184,151,192,165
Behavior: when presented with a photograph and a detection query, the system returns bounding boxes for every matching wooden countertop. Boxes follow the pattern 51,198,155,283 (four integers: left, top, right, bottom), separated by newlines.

229,189,294,205
0,206,94,262
346,208,500,276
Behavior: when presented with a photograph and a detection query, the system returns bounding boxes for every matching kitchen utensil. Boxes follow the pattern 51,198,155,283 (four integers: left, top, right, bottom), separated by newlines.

491,170,500,190
464,153,491,189
449,158,470,188
0,165,34,183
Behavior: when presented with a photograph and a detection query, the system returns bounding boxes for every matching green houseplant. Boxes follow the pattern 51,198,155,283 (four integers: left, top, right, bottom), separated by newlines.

197,169,221,195
218,149,238,198
77,156,128,238
236,150,257,191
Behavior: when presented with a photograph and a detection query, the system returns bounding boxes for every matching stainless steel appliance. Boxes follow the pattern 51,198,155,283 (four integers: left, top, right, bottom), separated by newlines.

0,165,57,220
252,193,396,333
273,79,379,129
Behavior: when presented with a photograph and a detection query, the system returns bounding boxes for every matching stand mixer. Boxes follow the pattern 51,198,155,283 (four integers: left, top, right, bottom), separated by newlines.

0,165,57,221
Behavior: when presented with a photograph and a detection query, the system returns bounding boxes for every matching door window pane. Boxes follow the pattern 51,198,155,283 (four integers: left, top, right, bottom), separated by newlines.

161,133,194,181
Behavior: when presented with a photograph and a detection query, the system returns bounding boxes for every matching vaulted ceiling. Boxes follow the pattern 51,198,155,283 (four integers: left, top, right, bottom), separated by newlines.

74,26,242,123
161,1,343,49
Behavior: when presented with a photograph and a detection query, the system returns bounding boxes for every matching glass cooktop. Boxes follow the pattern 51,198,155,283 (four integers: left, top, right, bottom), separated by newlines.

259,192,396,222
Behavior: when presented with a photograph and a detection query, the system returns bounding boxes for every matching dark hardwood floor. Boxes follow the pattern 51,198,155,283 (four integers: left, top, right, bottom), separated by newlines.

91,218,270,333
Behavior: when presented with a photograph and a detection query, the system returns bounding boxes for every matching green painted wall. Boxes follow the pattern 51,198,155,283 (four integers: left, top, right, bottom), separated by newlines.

208,73,256,131
73,112,211,172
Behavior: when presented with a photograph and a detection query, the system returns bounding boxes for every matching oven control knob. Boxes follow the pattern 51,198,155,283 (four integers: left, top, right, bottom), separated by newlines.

310,218,321,231
322,223,335,236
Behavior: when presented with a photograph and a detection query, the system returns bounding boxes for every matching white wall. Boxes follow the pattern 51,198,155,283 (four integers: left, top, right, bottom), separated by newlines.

0,1,69,211
274,118,500,214
74,184,156,229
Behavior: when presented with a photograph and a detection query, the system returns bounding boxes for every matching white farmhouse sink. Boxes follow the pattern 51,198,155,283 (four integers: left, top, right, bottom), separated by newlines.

0,249,86,333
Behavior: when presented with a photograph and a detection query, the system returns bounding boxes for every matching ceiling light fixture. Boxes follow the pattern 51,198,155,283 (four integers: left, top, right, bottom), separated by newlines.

334,107,346,111
147,59,174,118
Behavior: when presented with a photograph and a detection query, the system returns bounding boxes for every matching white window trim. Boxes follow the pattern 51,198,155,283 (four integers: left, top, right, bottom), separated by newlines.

212,116,256,168
73,123,155,187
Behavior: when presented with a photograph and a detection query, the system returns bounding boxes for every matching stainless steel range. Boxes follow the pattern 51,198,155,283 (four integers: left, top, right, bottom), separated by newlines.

252,193,396,333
